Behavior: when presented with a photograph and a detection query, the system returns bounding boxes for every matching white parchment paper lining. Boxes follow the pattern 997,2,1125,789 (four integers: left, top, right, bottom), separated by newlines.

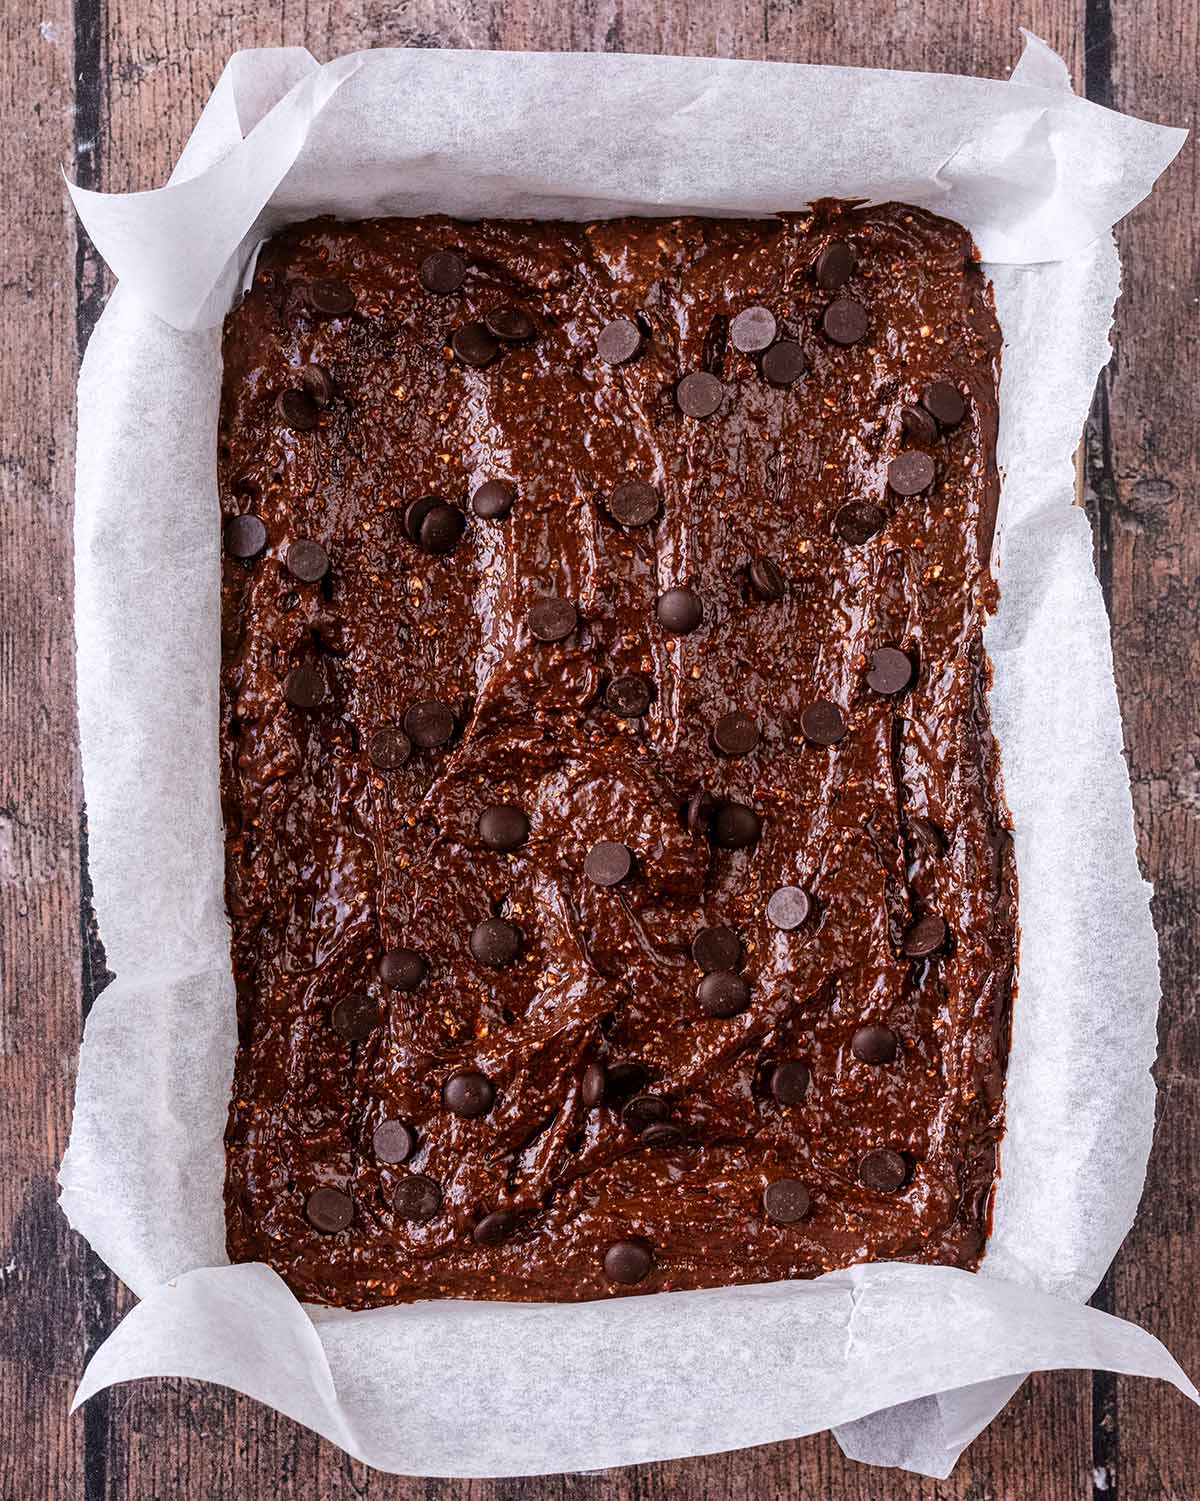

62,34,1193,1480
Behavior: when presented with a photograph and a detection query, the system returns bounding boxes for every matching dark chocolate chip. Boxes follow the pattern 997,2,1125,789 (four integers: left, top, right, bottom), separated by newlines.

712,801,761,850
485,305,535,342
767,886,811,930
859,1149,909,1193
691,924,741,973
419,250,467,295
697,969,751,1017
367,728,411,770
452,322,499,368
442,1070,496,1118
608,480,659,527
286,539,330,583
770,1060,810,1105
276,388,319,431
528,597,578,642
581,1062,607,1108
902,913,948,958
834,501,887,545
712,711,759,757
621,1093,671,1131
800,701,846,745
330,994,377,1042
676,371,724,418
822,298,869,345
640,1120,686,1148
284,664,326,709
603,1062,648,1104
852,1024,898,1064
597,317,642,365
372,1119,415,1163
748,556,786,600
761,340,807,387
403,699,455,748
887,451,936,496
379,948,428,992
471,480,515,519
815,240,856,291
225,514,267,559
908,817,945,857
901,404,939,446
301,364,335,405
866,647,914,696
584,840,634,887
393,1174,442,1222
473,1209,520,1245
308,278,355,317
762,1178,810,1223
686,789,717,837
404,496,441,543
305,1187,353,1232
419,503,467,555
730,305,777,354
468,918,522,968
606,673,653,718
603,1237,653,1284
922,380,967,427
479,804,530,852
656,586,703,635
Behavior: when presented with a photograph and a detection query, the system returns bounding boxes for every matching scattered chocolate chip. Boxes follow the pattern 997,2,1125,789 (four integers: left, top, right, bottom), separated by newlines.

712,801,761,850
656,586,703,634
276,388,319,431
866,646,914,696
901,404,939,446
225,513,267,559
686,789,717,837
767,886,811,930
419,503,467,555
606,673,653,718
770,1060,810,1105
372,1119,416,1163
762,340,807,387
479,804,531,852
815,240,856,291
597,317,642,365
581,1062,607,1108
691,924,742,973
284,663,326,709
712,711,759,757
584,840,634,887
308,278,355,317
301,364,335,405
442,1070,496,1117
469,918,522,968
908,817,945,857
763,1178,811,1223
404,496,441,543
474,1209,520,1245
485,305,536,342
676,371,724,418
452,322,499,368
419,250,467,295
608,480,659,527
528,597,578,642
834,501,887,545
367,727,411,770
887,451,936,496
902,913,948,958
286,538,330,582
730,305,777,354
471,480,515,519
859,1149,909,1193
922,380,967,427
379,948,428,992
697,969,751,1017
621,1093,671,1131
305,1187,353,1232
604,1237,653,1284
393,1174,442,1222
800,701,846,745
330,994,377,1042
403,699,455,749
822,298,869,345
748,556,786,600
603,1062,648,1104
640,1120,686,1148
852,1024,898,1064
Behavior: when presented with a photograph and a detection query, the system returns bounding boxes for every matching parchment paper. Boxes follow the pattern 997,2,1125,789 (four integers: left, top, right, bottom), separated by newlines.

62,34,1193,1480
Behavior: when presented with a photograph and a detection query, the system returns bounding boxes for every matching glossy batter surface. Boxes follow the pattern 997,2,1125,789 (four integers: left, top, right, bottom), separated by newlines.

219,202,1016,1307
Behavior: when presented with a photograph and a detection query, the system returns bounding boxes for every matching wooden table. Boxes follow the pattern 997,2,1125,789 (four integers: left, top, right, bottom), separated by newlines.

2,1,1196,1495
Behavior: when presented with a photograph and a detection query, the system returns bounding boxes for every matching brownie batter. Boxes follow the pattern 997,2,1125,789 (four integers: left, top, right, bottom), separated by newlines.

219,201,1016,1308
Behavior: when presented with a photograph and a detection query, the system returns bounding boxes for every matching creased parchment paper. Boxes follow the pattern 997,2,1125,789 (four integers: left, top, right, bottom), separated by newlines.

63,34,1192,1480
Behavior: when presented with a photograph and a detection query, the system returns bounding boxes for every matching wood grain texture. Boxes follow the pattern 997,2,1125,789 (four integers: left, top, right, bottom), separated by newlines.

0,0,1194,1496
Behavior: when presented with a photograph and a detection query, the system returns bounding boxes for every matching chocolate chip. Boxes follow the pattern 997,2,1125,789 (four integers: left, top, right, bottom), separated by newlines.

473,1209,520,1245
419,250,467,295
815,240,856,291
305,1187,353,1232
697,969,751,1017
308,279,355,317
834,501,887,545
379,948,428,992
284,664,326,709
822,298,869,345
597,317,642,365
712,801,761,850
603,1237,653,1284
900,404,939,446
621,1093,670,1130
469,918,522,968
471,480,514,519
640,1120,686,1148
748,556,786,600
581,1062,607,1108
606,673,653,718
902,913,948,958
404,496,441,542
603,1062,648,1105
887,451,936,496
712,711,759,757
922,380,966,427
528,597,578,642
767,886,811,930
852,1024,897,1064
730,305,777,353
859,1149,909,1193
770,1060,810,1105
393,1174,442,1222
330,994,377,1042
691,924,741,973
761,340,807,387
225,514,266,559
800,701,846,745
584,840,633,887
301,364,335,405
908,817,945,857
676,371,724,418
763,1178,810,1223
286,539,330,582
442,1070,496,1117
656,586,703,634
276,388,319,431
419,503,467,555
485,305,535,342
479,804,530,852
452,322,499,368
367,728,411,770
372,1119,415,1163
403,699,455,748
686,789,717,837
608,480,659,527
866,647,914,696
